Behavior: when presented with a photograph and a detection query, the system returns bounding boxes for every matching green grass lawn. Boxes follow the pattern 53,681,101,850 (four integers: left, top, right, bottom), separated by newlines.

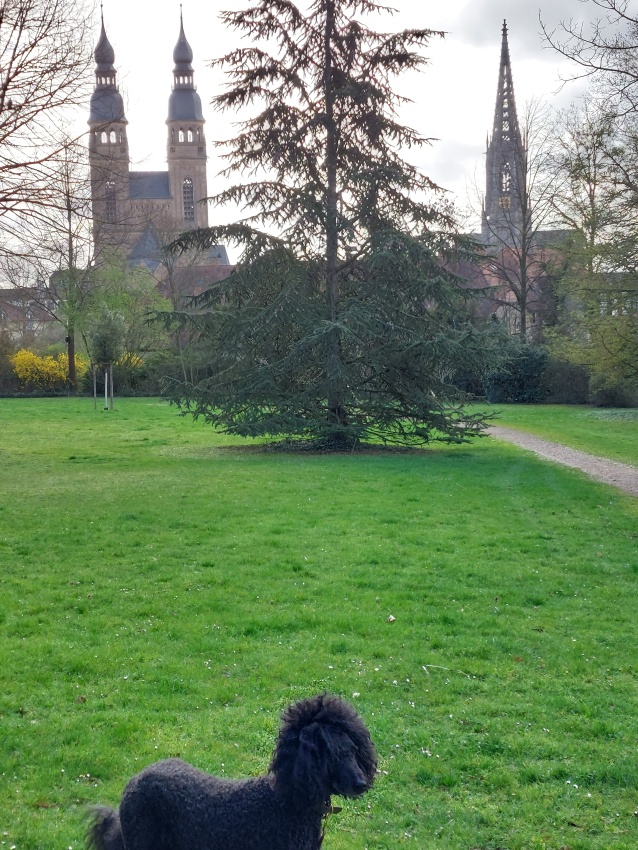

1,398,637,850
481,404,638,467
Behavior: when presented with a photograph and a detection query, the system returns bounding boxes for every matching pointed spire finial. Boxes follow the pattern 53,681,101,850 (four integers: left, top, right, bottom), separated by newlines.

94,6,115,70
173,6,194,69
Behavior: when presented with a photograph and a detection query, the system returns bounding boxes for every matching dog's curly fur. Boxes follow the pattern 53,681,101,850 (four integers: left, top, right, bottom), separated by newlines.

86,694,377,850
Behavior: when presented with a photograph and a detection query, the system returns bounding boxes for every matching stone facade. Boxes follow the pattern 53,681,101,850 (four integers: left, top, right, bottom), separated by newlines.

88,13,226,268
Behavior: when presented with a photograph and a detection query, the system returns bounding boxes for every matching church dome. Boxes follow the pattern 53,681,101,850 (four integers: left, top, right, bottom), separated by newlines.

167,88,204,122
89,87,126,124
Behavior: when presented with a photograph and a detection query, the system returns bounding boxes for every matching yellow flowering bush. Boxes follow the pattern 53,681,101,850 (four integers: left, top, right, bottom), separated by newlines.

117,352,144,370
10,349,89,389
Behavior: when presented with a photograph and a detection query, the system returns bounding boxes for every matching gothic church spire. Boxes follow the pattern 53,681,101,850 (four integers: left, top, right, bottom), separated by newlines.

482,21,526,246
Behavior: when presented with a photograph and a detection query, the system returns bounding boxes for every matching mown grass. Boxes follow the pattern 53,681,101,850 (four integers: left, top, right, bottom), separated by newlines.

480,403,638,466
1,398,637,850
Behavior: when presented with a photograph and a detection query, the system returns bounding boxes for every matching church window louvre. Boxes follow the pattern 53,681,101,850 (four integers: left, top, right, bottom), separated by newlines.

105,181,117,222
183,177,194,221
501,162,511,193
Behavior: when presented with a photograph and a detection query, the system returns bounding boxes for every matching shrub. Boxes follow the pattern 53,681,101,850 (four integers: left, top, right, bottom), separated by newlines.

10,349,89,390
542,357,590,404
484,343,549,403
588,372,638,408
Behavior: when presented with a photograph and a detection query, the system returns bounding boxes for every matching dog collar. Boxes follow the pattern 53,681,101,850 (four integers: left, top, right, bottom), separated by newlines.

321,802,343,815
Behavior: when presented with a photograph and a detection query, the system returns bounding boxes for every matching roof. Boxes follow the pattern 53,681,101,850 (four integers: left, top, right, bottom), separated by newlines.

156,263,235,300
129,171,171,200
204,245,230,264
128,224,163,271
89,87,126,124
167,88,204,122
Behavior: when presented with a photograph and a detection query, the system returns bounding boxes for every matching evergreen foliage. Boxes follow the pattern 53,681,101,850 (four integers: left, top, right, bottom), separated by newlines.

89,307,125,366
484,341,549,404
167,0,500,447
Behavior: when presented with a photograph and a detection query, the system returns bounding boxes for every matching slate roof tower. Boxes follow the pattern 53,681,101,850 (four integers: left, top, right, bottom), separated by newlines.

88,10,213,262
166,9,209,230
88,10,130,250
481,21,526,246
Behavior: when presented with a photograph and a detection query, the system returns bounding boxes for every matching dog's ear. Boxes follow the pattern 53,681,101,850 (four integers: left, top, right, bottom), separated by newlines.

343,718,377,788
270,719,332,808
292,723,332,805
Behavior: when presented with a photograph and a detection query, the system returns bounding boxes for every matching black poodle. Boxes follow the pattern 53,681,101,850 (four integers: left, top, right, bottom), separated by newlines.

87,693,377,850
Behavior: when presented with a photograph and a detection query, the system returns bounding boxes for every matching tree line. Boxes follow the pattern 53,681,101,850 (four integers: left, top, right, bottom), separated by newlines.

1,0,637,442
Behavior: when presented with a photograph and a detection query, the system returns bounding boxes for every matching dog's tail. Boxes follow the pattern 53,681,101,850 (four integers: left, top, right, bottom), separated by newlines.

85,806,124,850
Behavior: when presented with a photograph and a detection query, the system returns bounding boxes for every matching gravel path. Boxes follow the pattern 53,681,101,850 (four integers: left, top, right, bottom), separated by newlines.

486,426,638,497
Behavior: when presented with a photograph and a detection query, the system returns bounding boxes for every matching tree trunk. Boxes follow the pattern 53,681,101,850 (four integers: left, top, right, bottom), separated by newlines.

66,326,77,394
323,0,346,429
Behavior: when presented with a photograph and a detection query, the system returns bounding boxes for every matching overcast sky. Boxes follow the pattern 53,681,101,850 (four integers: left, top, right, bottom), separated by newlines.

94,0,592,244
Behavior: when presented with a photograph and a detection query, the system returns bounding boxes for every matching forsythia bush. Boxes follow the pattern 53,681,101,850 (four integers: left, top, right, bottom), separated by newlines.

117,352,144,369
10,349,89,389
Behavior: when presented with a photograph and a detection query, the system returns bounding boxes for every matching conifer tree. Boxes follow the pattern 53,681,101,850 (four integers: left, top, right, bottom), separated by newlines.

167,0,499,447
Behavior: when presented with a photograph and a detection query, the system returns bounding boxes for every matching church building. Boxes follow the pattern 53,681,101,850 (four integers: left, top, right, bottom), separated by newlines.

87,11,229,271
472,21,567,339
481,20,526,247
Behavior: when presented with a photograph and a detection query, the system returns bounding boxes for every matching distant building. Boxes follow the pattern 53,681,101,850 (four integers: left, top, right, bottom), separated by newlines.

481,20,526,247
88,11,231,283
474,21,567,339
0,287,58,345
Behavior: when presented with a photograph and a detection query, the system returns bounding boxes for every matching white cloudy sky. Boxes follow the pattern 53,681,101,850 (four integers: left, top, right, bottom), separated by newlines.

94,0,592,242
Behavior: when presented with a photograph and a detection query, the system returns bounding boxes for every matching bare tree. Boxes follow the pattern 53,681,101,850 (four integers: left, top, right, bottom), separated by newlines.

0,0,94,251
547,102,620,262
0,137,167,393
543,101,638,391
542,0,638,113
0,138,97,390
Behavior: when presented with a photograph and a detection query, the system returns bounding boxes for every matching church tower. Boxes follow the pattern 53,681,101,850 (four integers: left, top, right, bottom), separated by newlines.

481,21,526,246
88,11,130,253
88,10,228,267
166,12,209,230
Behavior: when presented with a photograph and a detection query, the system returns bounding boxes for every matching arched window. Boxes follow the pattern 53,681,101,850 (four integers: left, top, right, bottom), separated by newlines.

178,129,185,143
109,130,116,143
171,129,175,143
105,181,117,223
187,129,193,143
197,128,201,142
101,131,107,144
183,177,194,221
119,131,123,144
